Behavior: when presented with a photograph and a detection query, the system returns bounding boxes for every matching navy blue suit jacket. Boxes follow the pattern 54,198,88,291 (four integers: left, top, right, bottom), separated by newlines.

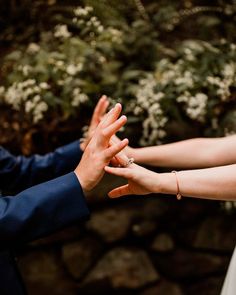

0,140,90,294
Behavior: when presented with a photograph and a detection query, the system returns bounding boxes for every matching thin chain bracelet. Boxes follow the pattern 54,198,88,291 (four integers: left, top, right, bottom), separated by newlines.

171,171,182,200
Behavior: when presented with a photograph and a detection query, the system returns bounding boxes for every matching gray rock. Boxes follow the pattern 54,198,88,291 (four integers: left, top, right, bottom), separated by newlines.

193,216,236,251
62,237,103,279
86,207,135,242
141,198,170,219
151,233,175,252
154,249,229,279
132,219,157,237
18,250,77,295
83,247,159,289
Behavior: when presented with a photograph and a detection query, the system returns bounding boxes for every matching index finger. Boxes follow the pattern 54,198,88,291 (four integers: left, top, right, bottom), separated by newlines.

91,95,109,125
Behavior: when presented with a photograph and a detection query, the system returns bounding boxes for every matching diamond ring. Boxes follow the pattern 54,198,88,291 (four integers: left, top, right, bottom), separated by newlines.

124,157,134,167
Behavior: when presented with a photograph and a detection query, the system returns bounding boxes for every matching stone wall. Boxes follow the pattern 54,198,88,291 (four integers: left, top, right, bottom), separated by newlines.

17,174,236,295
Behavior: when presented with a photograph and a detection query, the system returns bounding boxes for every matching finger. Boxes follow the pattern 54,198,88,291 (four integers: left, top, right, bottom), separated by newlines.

100,98,110,118
91,95,108,125
110,157,121,167
95,96,110,121
104,165,131,178
109,138,129,166
108,184,132,198
111,135,121,144
100,103,122,128
113,151,129,167
103,115,127,138
104,138,129,160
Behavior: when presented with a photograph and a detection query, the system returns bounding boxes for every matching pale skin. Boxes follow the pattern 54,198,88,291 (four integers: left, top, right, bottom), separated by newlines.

105,135,236,201
125,136,236,169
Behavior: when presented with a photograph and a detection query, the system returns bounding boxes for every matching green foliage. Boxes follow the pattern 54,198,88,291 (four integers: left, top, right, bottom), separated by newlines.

131,40,236,145
0,1,236,146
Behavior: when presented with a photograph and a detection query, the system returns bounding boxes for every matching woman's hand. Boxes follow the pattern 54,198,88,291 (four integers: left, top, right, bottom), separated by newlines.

80,95,110,151
111,135,134,159
75,103,128,192
104,163,160,198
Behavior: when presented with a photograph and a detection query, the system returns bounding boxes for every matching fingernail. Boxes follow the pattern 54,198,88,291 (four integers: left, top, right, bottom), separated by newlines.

115,103,122,108
120,115,127,121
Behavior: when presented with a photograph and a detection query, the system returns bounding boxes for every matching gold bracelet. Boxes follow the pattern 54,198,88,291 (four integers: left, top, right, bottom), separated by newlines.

171,171,182,200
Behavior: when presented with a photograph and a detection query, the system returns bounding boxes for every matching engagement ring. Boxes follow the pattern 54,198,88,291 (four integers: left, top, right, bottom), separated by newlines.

124,157,134,167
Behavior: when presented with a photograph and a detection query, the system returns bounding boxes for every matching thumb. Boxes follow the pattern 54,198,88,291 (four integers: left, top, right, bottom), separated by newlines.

108,184,131,198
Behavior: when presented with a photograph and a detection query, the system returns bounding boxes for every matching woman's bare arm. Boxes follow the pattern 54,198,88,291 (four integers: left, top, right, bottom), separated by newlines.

130,135,236,168
105,163,236,201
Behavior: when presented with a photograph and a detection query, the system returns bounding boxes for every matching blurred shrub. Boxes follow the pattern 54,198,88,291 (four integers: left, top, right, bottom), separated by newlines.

0,1,236,147
132,40,236,145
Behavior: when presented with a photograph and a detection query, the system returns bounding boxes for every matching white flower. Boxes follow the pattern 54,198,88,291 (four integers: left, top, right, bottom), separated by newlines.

54,25,71,39
71,88,88,107
22,65,32,76
206,76,221,85
66,63,83,76
135,74,168,145
230,44,236,51
206,75,233,101
4,79,43,110
98,26,104,33
55,60,64,68
185,93,208,121
175,71,194,88
107,28,122,43
33,101,48,123
222,63,235,78
74,6,93,17
39,82,50,89
24,93,48,123
183,48,196,61
177,91,191,103
27,43,40,54
98,56,106,63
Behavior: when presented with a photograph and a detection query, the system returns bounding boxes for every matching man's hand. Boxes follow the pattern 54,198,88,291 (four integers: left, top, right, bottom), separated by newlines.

75,103,129,192
80,95,109,151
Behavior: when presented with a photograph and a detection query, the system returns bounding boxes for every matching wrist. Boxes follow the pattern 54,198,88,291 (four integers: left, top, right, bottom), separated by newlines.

151,172,162,194
130,147,139,163
156,172,176,195
132,148,148,164
74,169,91,192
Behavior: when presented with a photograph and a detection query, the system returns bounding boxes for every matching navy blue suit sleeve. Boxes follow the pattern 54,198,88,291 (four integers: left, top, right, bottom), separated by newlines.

0,172,89,250
0,140,83,192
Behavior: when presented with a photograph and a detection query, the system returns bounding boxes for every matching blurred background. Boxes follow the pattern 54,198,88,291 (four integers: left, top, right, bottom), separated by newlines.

0,0,236,294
